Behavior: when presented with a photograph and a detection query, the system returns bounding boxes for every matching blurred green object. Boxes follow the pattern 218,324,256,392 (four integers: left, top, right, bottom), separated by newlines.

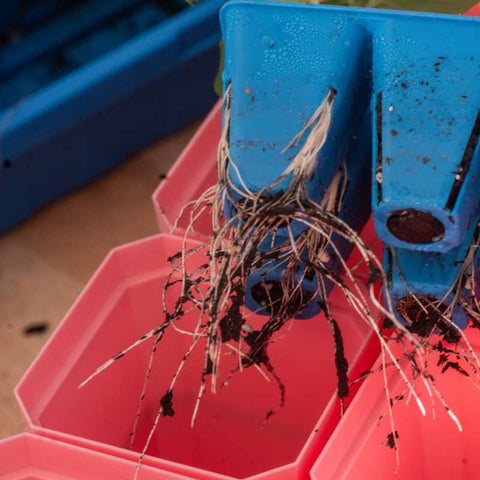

214,39,224,96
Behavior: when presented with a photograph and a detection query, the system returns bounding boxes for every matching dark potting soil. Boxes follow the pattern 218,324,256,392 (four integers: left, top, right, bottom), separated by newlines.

219,286,245,343
250,280,314,317
328,316,349,399
23,321,49,336
160,389,174,417
384,431,399,449
396,294,460,343
387,209,445,244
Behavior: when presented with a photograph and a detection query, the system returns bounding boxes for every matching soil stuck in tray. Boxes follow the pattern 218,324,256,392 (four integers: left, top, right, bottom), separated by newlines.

396,294,459,343
387,209,445,244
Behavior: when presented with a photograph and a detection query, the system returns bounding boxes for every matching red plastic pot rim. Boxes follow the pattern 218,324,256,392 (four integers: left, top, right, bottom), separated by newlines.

466,2,480,15
152,100,221,239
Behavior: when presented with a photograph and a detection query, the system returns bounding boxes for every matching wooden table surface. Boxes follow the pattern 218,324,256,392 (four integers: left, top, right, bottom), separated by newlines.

0,120,200,440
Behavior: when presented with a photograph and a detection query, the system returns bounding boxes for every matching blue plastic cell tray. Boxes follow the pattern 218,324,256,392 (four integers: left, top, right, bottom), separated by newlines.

221,1,480,253
386,210,480,330
0,0,223,232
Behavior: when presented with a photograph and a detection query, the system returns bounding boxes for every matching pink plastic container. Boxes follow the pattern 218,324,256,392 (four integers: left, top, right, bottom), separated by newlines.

466,2,480,15
311,329,480,480
0,433,184,479
16,233,380,480
152,102,221,238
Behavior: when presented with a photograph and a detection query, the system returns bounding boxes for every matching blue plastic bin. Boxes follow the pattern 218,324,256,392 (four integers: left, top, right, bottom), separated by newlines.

0,0,223,232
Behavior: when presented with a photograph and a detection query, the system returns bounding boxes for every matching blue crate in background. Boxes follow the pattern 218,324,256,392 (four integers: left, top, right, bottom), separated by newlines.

0,0,223,232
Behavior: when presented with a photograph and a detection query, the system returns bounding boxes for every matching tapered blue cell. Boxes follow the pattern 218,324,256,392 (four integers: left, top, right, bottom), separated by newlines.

386,213,480,332
245,114,372,319
372,19,480,253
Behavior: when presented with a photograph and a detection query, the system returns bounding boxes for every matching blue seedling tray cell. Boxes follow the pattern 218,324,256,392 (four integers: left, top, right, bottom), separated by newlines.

0,0,223,232
386,211,480,330
221,2,371,209
373,18,480,253
245,112,372,320
245,261,321,320
221,0,480,253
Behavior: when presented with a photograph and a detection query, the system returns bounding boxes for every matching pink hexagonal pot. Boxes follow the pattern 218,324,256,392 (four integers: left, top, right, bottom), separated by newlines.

152,102,221,239
311,329,480,480
15,233,380,480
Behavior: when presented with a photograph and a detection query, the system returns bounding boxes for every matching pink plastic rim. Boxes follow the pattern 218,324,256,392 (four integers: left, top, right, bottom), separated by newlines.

0,433,184,479
15,232,380,480
466,2,480,15
152,101,221,239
